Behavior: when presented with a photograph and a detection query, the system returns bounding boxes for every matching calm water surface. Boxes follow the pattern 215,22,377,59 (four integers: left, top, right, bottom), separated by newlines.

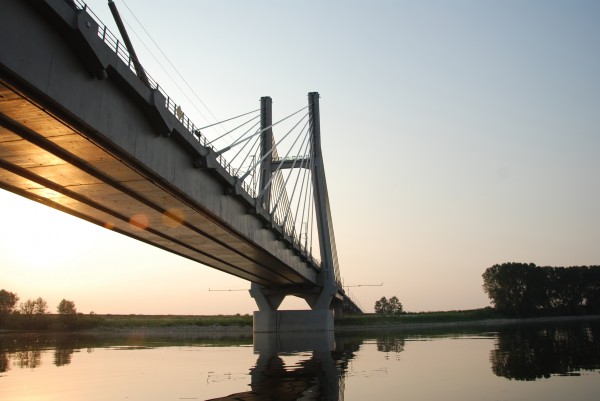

1,320,599,400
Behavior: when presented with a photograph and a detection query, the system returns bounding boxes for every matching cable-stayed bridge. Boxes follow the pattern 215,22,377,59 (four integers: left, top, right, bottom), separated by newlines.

0,0,362,331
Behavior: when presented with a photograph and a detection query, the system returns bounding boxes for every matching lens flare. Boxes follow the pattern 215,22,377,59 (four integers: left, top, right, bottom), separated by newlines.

129,213,149,230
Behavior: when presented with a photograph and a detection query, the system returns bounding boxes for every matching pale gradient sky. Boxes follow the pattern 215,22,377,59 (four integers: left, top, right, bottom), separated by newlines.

2,0,599,315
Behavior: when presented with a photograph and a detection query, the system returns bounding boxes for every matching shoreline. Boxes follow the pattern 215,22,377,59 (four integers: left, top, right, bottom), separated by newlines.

336,314,600,332
2,314,598,337
79,314,600,336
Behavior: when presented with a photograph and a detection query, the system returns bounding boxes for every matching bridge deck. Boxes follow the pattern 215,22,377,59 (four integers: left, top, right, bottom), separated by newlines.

0,0,364,314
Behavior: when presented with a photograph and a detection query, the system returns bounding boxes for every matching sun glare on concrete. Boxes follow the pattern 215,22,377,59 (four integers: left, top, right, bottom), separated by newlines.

162,208,185,228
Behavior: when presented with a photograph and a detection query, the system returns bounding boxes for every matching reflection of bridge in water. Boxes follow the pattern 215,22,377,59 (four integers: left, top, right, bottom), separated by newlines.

211,333,359,401
0,0,361,331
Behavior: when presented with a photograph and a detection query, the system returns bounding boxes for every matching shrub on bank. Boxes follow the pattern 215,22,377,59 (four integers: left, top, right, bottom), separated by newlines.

338,307,502,326
1,313,106,331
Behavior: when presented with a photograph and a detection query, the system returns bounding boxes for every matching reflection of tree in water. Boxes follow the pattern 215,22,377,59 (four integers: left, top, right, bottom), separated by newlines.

0,337,13,372
0,335,44,369
54,348,75,366
376,337,405,354
0,351,9,373
490,322,600,381
13,349,42,369
53,336,77,367
1,332,253,373
1,333,52,370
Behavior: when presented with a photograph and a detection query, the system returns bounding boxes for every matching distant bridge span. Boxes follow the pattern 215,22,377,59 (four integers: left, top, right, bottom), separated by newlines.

0,0,361,329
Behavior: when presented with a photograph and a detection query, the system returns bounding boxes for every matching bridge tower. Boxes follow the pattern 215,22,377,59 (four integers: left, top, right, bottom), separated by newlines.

251,92,342,332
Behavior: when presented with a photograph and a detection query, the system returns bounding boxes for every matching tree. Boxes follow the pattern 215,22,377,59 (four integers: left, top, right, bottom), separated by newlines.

482,263,545,316
57,299,78,329
547,266,585,312
0,289,19,315
0,289,19,325
582,266,600,312
57,299,77,315
34,297,48,314
387,296,404,314
20,299,35,315
374,296,404,315
20,297,48,315
18,297,49,329
374,296,389,314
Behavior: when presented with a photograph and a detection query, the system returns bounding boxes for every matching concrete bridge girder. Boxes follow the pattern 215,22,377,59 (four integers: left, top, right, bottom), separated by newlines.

0,0,361,330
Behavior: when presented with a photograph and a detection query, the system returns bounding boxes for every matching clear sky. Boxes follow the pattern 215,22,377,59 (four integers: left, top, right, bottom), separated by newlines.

2,0,599,315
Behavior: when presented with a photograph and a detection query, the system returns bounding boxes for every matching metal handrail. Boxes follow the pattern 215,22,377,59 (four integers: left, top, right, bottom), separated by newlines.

72,1,213,147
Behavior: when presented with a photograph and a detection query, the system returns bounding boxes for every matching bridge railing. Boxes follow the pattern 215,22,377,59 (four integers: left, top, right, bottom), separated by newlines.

71,3,196,138
72,1,248,181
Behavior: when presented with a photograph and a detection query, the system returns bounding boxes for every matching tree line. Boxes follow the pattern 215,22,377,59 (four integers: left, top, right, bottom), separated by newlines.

0,289,96,330
482,263,600,316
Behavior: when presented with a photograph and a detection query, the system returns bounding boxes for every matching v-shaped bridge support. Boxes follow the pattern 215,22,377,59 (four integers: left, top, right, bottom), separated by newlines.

251,93,343,331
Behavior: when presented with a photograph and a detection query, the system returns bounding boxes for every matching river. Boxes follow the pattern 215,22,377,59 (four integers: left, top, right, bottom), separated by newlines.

1,320,599,400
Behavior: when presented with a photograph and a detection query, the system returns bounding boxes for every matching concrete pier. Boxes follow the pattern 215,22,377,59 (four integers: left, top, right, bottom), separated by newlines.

253,310,334,333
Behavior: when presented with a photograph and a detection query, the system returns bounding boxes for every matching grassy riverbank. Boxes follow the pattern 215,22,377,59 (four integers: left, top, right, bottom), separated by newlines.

338,307,502,327
85,308,502,331
95,309,503,329
96,314,253,328
0,313,253,332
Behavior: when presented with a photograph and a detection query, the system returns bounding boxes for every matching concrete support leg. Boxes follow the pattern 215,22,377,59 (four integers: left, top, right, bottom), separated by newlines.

250,283,285,311
303,284,336,311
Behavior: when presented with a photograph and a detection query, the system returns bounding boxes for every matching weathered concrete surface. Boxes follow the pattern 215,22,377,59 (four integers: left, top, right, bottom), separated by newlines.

0,0,318,287
253,310,335,333
253,331,334,353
